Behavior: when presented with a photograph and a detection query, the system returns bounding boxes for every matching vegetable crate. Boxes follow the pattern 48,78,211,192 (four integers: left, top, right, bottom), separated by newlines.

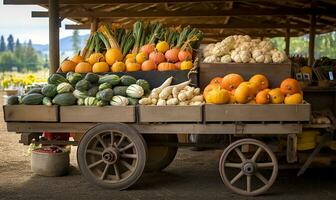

3,103,318,197
198,62,291,89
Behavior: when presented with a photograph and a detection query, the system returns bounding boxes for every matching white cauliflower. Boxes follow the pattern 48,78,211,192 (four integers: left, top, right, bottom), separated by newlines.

252,49,263,59
203,55,220,63
220,55,232,63
271,50,287,63
203,43,215,57
239,50,252,63
264,54,272,63
249,58,256,63
255,55,265,63
211,45,230,57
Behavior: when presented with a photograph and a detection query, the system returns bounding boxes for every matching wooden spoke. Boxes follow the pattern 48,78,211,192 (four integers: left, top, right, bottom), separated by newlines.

257,162,274,168
100,164,110,180
234,148,246,162
251,147,263,162
121,153,138,159
247,175,252,193
120,160,134,171
87,149,103,156
230,171,244,184
113,164,120,180
110,132,114,147
224,162,242,168
119,143,134,152
96,135,107,149
88,159,104,169
117,135,125,147
255,172,268,185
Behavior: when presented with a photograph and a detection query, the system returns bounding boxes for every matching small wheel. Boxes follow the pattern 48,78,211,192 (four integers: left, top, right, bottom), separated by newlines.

77,123,147,190
219,138,278,196
143,134,178,172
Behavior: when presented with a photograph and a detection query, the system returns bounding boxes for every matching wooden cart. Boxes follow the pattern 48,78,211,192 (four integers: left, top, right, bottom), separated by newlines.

4,102,313,196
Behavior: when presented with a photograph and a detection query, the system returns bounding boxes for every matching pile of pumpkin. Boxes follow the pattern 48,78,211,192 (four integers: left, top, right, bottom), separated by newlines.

60,21,203,73
204,74,303,105
7,72,150,107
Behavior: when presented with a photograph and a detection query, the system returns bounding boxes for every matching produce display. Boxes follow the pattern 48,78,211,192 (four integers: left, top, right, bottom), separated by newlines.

203,74,303,105
60,21,203,73
7,72,150,107
139,77,203,106
202,35,287,64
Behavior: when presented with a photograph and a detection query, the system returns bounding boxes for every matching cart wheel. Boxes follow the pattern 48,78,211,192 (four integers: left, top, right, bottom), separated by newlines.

143,134,178,172
219,138,278,196
77,123,147,190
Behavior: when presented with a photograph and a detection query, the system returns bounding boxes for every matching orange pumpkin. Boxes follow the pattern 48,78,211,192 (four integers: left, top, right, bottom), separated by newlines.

280,78,301,95
165,48,179,62
126,53,137,59
125,57,136,65
240,81,260,95
60,60,77,72
105,48,123,65
92,62,109,73
126,62,141,72
234,83,254,104
178,50,192,62
136,52,148,64
210,77,223,85
205,86,230,104
221,74,244,91
141,60,157,71
284,93,303,104
141,44,155,55
158,62,176,71
269,88,285,104
149,52,166,64
111,62,126,72
203,83,218,98
88,53,105,65
229,92,236,104
71,55,83,64
256,90,270,104
175,62,182,70
75,62,92,73
249,74,269,90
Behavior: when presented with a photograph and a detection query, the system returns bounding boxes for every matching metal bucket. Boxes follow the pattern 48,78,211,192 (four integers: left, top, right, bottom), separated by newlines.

31,146,70,177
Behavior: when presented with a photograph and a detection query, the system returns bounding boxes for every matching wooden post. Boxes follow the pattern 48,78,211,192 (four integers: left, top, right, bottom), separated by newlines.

285,19,290,56
308,14,316,66
49,0,59,74
90,18,99,33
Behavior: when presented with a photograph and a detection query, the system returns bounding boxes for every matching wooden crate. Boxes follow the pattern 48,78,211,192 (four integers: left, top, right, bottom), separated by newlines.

199,62,291,89
3,105,58,122
60,106,136,123
205,103,311,122
139,105,202,122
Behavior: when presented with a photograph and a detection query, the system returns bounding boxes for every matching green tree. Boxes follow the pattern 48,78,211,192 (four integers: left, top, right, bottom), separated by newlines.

23,39,39,71
0,35,6,52
72,30,81,54
7,34,14,52
0,51,17,71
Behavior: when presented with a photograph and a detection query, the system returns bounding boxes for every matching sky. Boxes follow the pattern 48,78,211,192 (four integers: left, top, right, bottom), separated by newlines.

0,0,89,44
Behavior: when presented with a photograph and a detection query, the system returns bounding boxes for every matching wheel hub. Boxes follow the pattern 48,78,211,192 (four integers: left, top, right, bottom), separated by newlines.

102,148,119,164
242,161,256,175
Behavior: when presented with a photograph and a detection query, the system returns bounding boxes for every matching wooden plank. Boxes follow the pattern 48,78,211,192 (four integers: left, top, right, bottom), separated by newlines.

49,0,59,74
204,104,311,122
60,106,136,122
308,14,316,66
199,62,292,89
3,105,58,122
4,0,229,4
6,122,302,134
139,105,202,122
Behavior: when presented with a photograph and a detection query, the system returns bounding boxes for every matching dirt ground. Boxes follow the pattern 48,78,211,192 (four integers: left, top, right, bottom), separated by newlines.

1,95,336,200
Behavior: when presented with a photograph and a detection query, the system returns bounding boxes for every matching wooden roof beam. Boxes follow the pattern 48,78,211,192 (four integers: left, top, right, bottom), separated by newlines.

3,0,239,4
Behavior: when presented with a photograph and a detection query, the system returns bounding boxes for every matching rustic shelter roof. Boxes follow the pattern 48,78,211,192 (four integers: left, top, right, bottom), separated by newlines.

4,0,336,42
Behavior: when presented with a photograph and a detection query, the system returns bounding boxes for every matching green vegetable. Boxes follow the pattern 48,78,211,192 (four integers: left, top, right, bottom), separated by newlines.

7,96,19,105
42,97,52,106
42,84,57,98
87,86,99,97
85,73,100,84
120,75,137,86
75,80,91,92
98,82,112,91
52,93,77,106
22,94,44,105
127,97,139,105
77,98,85,106
132,20,144,53
73,90,88,99
98,74,120,86
48,74,68,85
57,82,74,93
66,72,82,85
84,97,98,106
136,79,150,93
113,86,128,96
99,88,113,101
110,95,129,106
96,100,109,107
126,84,144,98
27,88,42,95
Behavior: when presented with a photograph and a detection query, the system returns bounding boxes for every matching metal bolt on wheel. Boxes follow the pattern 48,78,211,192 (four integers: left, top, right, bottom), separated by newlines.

77,123,147,190
219,138,278,196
